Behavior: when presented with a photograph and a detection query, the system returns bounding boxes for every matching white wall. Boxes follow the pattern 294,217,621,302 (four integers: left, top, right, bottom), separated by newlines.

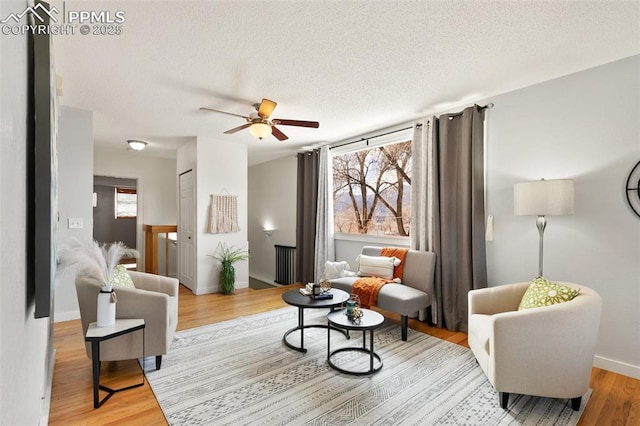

54,106,94,321
248,155,297,284
0,1,52,422
177,137,248,294
484,55,640,378
94,149,178,272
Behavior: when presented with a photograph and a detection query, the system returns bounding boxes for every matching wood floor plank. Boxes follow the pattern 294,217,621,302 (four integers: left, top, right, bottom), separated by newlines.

579,368,616,426
49,284,639,425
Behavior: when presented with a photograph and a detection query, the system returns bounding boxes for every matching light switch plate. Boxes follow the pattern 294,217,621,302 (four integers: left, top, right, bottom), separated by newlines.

68,217,83,229
485,215,494,241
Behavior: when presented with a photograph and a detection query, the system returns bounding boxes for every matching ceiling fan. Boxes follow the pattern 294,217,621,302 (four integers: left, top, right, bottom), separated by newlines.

200,98,319,141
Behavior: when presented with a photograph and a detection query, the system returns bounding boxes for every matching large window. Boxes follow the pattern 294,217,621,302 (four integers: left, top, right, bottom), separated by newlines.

115,187,137,219
333,140,411,236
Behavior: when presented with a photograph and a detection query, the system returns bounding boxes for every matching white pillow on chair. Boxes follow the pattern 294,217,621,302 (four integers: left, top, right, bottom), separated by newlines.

324,261,351,280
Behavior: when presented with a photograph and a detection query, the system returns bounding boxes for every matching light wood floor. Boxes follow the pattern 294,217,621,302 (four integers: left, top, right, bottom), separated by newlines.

50,285,639,425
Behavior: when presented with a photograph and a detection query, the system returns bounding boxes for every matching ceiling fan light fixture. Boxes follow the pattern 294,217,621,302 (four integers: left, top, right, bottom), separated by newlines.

127,139,148,151
249,122,272,140
201,98,319,141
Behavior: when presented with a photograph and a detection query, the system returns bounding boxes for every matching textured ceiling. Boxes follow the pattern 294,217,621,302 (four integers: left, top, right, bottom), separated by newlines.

52,0,640,165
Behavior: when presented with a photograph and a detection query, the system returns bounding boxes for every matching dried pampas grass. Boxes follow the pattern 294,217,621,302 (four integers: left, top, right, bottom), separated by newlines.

57,239,139,290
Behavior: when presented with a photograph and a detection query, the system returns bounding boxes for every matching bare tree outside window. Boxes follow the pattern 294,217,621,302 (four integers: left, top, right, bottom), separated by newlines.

333,140,411,236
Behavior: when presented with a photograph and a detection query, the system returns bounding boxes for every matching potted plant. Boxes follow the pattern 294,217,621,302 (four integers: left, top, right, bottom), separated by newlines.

209,243,249,295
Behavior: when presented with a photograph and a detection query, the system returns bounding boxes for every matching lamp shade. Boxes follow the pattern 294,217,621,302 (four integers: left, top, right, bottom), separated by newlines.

514,179,574,216
249,122,272,139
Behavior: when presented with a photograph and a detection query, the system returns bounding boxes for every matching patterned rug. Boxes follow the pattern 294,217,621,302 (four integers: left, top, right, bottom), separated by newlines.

145,307,590,425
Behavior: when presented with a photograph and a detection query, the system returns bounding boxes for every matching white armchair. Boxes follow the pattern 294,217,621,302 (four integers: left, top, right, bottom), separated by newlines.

76,270,179,370
468,281,601,410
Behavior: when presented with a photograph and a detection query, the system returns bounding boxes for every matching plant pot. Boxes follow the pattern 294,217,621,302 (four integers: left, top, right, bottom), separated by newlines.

220,261,236,295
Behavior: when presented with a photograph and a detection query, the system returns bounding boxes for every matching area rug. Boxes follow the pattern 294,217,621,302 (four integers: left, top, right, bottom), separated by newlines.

144,307,590,425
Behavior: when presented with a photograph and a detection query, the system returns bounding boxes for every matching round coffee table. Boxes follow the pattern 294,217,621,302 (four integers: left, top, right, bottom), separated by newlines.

281,288,350,353
327,308,384,375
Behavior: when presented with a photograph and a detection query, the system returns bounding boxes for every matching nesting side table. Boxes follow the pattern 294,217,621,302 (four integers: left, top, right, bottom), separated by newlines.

84,319,145,408
327,309,384,376
281,288,350,353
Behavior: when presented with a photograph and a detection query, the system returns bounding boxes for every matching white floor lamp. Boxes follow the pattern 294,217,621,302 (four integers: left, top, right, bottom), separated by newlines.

514,179,574,277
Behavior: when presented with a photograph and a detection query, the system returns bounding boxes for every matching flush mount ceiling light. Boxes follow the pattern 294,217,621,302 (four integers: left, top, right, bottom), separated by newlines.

127,140,148,151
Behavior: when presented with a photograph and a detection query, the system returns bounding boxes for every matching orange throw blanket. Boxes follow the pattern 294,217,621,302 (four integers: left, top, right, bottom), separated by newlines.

352,277,392,308
352,248,409,308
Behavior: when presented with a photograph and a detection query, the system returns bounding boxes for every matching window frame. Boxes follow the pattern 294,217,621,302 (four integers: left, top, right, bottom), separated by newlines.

330,127,413,240
114,186,137,219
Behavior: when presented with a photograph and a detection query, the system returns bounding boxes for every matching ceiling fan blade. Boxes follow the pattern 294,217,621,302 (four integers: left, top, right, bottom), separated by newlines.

224,123,252,134
200,107,250,120
271,126,288,141
257,98,277,119
272,119,319,128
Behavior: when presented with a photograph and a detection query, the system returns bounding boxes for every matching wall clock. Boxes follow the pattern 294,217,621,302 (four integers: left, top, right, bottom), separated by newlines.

625,160,640,219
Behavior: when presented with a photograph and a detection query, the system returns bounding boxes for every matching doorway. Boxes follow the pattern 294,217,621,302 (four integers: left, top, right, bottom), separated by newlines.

178,170,195,290
93,175,138,267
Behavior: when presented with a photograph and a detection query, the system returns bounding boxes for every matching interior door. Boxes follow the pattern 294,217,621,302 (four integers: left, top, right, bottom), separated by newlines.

178,170,195,290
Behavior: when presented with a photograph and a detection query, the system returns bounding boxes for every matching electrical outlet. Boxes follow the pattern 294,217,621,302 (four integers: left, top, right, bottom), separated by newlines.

68,218,83,229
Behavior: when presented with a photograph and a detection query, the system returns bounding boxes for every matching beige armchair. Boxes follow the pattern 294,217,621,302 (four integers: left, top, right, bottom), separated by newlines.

468,281,601,410
76,270,179,370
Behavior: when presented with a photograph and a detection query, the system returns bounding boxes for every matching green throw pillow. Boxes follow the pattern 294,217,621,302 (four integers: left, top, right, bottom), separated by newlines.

111,265,135,288
518,277,579,310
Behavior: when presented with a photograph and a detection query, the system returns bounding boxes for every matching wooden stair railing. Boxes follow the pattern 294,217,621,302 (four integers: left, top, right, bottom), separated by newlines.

143,224,177,276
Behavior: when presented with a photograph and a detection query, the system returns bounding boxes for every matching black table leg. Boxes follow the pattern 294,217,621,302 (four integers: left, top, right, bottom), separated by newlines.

91,341,100,408
370,329,374,372
90,328,146,408
327,322,331,359
283,308,349,354
327,328,382,376
298,307,304,350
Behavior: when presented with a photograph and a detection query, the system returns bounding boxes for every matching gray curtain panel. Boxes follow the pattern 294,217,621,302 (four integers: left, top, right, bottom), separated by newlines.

296,150,319,284
410,117,436,323
432,105,488,332
314,146,335,283
410,118,431,252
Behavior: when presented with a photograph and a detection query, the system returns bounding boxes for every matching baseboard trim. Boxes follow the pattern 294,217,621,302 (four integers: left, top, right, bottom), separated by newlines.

594,355,640,379
54,310,80,323
194,282,249,295
39,348,56,426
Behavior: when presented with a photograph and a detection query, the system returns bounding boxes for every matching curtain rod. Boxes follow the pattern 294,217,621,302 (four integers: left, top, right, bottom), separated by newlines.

330,126,412,150
444,102,494,119
329,103,494,150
